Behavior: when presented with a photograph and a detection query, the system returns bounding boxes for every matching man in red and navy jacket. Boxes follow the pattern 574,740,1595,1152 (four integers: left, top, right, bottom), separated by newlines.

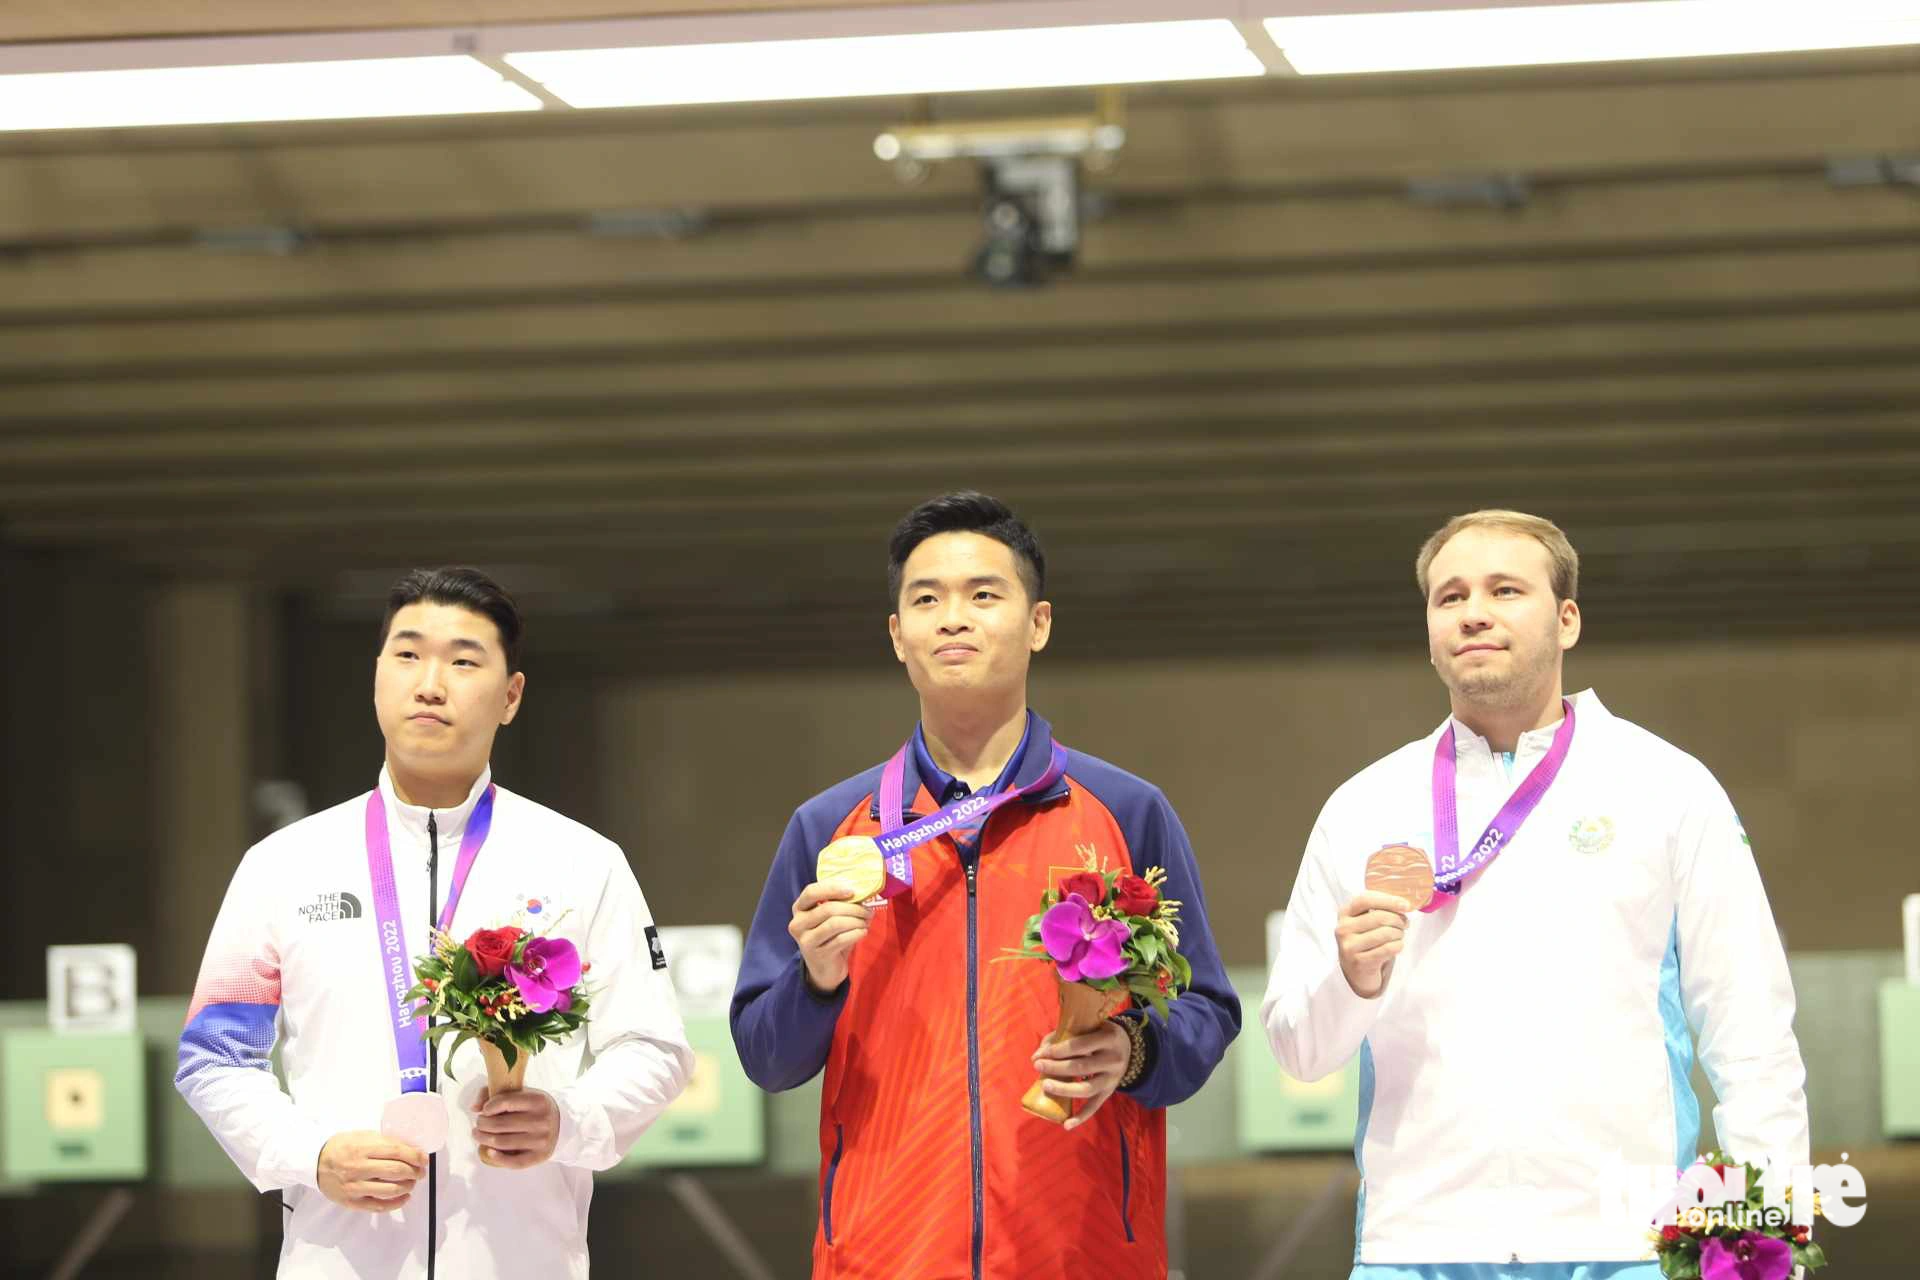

731,491,1240,1280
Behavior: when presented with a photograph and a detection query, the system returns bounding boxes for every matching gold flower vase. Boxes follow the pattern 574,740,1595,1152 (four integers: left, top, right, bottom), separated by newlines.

477,1039,529,1166
1020,978,1121,1125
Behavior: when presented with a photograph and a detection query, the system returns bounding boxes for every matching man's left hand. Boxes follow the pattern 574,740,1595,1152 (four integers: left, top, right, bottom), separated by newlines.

471,1088,560,1168
1031,1020,1131,1132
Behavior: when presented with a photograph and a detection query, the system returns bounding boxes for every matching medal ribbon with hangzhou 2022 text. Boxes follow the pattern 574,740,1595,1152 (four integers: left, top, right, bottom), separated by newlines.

1423,699,1575,911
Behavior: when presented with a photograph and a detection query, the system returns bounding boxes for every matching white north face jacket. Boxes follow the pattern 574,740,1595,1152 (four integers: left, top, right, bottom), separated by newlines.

1262,690,1809,1265
177,766,693,1278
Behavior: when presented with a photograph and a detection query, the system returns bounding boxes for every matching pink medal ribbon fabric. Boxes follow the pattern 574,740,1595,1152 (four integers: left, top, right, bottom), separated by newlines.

1426,699,1576,912
364,784,496,1092
873,741,1069,897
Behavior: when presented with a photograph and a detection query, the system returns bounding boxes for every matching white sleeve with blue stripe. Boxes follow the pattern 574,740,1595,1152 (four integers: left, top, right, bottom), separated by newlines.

175,846,330,1192
1671,767,1810,1170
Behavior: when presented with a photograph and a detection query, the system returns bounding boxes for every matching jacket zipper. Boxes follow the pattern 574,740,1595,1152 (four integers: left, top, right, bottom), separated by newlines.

426,812,439,1280
964,852,984,1280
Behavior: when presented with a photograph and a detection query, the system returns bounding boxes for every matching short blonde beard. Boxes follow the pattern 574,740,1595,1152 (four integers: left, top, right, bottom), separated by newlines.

1439,610,1562,708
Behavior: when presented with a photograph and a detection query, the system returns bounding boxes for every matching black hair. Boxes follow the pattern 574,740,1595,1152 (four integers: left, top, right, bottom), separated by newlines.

377,566,524,673
887,491,1045,608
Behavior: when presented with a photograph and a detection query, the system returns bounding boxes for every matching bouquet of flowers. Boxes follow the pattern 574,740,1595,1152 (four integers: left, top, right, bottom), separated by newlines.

405,919,592,1154
1002,863,1191,1123
1648,1154,1830,1279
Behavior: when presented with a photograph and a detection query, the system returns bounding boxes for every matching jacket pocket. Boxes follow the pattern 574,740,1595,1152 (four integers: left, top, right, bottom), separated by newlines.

823,1123,845,1245
1117,1127,1135,1243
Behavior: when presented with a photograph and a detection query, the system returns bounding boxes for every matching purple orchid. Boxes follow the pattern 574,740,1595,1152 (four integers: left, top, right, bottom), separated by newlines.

1039,893,1130,982
507,936,582,1013
1700,1232,1793,1280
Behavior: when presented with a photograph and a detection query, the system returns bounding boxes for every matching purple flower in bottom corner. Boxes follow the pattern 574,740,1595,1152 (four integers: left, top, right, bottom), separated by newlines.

1038,893,1131,982
507,936,582,1013
1700,1232,1793,1280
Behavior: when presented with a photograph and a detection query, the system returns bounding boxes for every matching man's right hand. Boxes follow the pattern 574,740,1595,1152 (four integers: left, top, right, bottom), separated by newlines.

1336,891,1411,999
789,881,872,994
317,1131,427,1212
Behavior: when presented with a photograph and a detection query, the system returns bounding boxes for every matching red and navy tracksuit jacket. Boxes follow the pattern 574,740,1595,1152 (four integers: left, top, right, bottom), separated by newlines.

731,712,1240,1280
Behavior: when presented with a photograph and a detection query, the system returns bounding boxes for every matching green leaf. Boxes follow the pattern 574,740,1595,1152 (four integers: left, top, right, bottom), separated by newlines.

440,1028,479,1082
452,948,480,990
1799,1242,1828,1270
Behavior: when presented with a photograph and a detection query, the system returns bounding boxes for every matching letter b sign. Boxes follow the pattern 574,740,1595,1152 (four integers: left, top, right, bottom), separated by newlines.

47,945,137,1034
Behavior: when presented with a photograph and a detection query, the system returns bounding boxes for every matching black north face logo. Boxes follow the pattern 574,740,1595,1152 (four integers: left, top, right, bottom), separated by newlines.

298,892,363,923
645,926,667,970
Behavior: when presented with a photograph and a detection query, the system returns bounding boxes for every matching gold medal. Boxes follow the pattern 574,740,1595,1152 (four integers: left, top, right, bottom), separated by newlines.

816,835,886,901
1365,844,1435,911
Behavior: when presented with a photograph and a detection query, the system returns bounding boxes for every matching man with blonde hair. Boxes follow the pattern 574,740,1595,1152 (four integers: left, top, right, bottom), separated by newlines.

1261,510,1809,1280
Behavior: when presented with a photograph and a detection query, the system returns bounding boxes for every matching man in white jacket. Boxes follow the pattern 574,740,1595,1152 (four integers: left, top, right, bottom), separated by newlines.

177,566,693,1278
1262,510,1809,1280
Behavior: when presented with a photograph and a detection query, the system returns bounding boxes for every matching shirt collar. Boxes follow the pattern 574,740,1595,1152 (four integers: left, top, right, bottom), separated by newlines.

912,711,1033,805
377,764,492,847
872,710,1068,821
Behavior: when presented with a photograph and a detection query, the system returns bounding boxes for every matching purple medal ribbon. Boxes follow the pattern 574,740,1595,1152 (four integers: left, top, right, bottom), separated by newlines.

1426,699,1575,912
873,741,1069,897
364,783,496,1092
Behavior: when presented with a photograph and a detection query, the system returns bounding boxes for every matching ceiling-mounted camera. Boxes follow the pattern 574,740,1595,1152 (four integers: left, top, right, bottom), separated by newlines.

874,91,1123,288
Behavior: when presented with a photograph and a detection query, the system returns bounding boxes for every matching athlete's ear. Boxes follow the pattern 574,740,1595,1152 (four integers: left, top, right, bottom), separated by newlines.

1029,600,1052,653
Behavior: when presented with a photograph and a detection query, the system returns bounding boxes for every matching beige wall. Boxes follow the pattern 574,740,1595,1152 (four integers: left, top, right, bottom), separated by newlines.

596,635,1920,962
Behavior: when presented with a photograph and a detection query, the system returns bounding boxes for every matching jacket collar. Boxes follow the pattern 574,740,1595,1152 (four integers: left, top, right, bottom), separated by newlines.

1439,688,1607,760
377,763,492,847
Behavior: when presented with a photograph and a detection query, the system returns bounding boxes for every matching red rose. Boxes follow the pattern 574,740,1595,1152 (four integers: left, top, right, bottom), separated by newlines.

466,926,526,978
1113,873,1159,917
1059,872,1106,904
1661,1226,1681,1243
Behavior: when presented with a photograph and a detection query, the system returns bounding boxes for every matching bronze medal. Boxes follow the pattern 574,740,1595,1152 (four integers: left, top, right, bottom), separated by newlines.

1365,844,1435,911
